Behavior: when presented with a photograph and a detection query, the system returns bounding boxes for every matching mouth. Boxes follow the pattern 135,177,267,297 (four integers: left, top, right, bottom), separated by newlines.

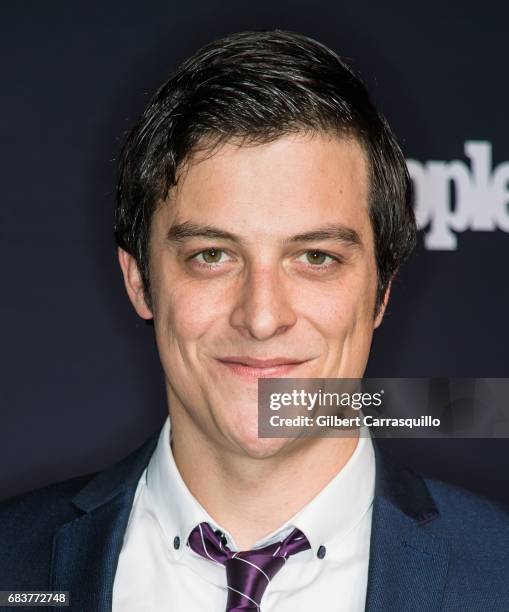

215,356,310,379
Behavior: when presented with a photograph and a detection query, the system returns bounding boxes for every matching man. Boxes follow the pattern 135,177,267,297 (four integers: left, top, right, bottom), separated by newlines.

1,30,508,612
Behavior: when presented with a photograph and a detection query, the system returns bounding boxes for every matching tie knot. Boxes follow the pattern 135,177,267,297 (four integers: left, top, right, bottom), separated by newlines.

187,522,311,610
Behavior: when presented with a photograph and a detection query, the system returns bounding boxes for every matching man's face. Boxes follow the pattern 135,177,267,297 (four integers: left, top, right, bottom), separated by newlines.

120,133,389,458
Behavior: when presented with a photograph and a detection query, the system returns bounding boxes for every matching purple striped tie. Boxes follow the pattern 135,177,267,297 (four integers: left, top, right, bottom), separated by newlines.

187,522,311,611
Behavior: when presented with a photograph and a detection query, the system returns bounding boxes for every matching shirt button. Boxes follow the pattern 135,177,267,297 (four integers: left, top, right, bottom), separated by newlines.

317,545,326,559
173,536,181,550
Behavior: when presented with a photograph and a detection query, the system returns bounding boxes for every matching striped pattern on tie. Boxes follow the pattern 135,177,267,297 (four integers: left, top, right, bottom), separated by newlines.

187,522,311,611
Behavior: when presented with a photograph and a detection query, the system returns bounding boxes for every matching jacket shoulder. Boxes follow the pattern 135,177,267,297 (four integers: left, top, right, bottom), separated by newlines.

424,476,509,609
0,431,159,589
0,473,96,535
425,476,509,532
373,445,509,610
0,473,95,588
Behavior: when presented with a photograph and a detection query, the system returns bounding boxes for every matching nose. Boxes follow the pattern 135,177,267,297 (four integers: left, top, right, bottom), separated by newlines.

229,263,297,341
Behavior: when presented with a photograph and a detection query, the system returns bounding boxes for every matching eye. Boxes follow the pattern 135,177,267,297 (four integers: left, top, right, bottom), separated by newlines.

192,248,231,265
297,250,337,266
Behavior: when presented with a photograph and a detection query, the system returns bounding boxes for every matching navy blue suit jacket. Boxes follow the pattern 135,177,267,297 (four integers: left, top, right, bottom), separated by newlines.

1,434,508,611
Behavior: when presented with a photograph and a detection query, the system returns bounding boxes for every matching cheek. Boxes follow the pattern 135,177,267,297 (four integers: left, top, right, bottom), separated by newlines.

154,278,229,341
300,282,361,337
298,267,377,346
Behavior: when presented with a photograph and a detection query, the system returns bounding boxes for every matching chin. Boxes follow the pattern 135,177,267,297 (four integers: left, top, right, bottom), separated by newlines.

230,429,293,459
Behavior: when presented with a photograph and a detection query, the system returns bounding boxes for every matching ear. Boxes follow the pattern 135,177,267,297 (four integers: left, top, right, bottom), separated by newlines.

373,277,393,329
117,247,153,320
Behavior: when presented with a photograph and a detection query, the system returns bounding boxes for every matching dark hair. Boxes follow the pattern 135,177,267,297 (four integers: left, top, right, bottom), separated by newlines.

115,29,416,314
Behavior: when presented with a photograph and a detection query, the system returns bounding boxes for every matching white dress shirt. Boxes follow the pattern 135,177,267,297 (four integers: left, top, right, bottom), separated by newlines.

112,417,375,611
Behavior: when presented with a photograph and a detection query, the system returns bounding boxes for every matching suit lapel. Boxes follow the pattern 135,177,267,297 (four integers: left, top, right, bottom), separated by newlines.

49,432,159,612
365,443,450,612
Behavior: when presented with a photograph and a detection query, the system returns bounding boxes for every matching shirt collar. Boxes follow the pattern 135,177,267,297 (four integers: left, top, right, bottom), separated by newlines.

285,428,375,555
146,417,375,558
146,417,222,560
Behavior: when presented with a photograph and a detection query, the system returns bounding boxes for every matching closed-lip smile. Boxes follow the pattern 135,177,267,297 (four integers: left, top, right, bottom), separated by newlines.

215,356,309,378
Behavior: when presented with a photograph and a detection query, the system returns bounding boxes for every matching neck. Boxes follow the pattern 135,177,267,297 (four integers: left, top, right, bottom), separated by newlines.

169,403,358,550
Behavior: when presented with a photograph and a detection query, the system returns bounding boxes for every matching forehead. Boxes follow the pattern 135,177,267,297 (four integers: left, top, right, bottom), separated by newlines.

156,132,372,244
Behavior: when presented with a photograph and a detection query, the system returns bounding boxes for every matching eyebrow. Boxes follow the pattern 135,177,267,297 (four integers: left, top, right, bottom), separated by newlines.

166,221,362,248
166,222,238,243
286,225,362,248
